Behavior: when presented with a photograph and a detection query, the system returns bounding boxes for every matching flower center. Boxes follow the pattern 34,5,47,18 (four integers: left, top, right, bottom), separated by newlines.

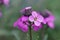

34,17,37,21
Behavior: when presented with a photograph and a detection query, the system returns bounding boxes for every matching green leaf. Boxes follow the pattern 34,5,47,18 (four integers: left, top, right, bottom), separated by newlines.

43,34,48,40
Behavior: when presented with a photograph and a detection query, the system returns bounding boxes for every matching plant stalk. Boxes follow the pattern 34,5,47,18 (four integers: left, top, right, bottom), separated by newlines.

41,27,45,40
29,25,32,40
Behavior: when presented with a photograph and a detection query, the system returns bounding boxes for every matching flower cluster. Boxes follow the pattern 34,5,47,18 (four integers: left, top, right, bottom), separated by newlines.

0,0,9,6
13,7,55,32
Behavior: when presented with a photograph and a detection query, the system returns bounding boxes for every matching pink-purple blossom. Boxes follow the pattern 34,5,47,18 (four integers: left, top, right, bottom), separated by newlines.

20,6,32,13
3,0,9,6
20,6,32,16
32,24,42,31
29,11,44,26
13,7,55,32
13,16,29,32
0,0,9,6
0,0,3,5
43,10,55,29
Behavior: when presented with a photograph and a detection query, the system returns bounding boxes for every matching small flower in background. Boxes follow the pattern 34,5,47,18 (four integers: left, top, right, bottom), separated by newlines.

13,16,29,32
43,9,55,29
0,0,3,5
20,6,32,16
3,0,9,6
0,0,9,6
20,6,32,12
29,11,44,26
20,6,32,13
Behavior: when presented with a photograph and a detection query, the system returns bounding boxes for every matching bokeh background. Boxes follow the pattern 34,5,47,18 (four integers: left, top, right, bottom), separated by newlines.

0,0,60,40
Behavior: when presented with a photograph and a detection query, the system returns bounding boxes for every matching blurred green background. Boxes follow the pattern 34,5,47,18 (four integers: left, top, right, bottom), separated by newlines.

0,0,60,40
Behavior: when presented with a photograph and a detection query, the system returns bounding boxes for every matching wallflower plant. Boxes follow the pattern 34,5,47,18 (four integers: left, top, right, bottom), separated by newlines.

13,7,55,40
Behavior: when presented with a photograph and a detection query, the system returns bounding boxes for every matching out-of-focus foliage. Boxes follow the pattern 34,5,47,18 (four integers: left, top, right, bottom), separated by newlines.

0,0,60,40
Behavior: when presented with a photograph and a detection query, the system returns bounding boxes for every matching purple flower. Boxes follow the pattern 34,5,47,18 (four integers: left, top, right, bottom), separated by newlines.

29,11,44,26
13,16,29,32
13,7,55,32
43,10,55,29
18,21,28,32
32,24,42,31
0,0,3,5
20,6,32,13
3,0,9,6
20,6,32,16
0,0,9,6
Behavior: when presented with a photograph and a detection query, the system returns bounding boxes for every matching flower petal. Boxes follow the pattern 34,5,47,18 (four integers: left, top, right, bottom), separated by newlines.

34,21,41,26
25,6,32,9
33,27,39,31
25,22,30,25
45,17,49,22
29,16,34,22
45,9,52,15
21,16,28,21
48,22,54,29
13,21,17,27
49,16,55,22
21,25,28,32
32,11,38,17
45,16,55,22
4,0,9,6
32,24,42,31
18,21,24,27
37,15,44,22
18,21,28,32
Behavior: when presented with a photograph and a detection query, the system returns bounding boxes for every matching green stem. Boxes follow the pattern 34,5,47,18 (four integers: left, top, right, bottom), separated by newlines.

41,27,45,40
41,25,48,40
29,26,32,40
